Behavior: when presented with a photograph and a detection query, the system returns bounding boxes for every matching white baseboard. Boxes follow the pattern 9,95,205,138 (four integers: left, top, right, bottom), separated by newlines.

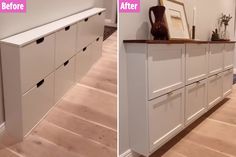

120,149,140,157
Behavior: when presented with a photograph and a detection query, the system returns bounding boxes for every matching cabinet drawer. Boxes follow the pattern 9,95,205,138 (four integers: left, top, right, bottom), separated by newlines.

186,44,208,85
91,37,103,64
55,24,76,68
208,73,223,109
55,57,75,103
224,44,235,70
20,34,55,94
209,44,224,76
149,88,184,151
223,68,233,97
185,79,207,126
147,44,185,100
22,73,54,136
76,45,93,82
77,13,104,52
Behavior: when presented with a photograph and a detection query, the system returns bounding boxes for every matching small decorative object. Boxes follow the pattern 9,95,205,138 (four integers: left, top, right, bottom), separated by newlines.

219,13,232,40
160,0,190,40
149,0,168,40
211,29,220,41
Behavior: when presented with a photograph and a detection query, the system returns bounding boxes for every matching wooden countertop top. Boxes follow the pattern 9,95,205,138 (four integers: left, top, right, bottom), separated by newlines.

123,39,236,44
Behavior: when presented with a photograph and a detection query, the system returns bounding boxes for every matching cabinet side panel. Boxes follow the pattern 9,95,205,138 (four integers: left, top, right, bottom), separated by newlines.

1,44,23,140
126,43,149,156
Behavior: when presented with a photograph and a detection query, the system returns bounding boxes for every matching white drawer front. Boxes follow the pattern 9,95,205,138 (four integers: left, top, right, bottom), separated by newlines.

185,79,207,126
148,44,185,100
224,44,235,70
209,44,224,76
55,24,76,68
223,68,233,97
149,88,184,151
186,44,208,85
20,34,55,94
55,57,75,103
77,13,104,52
208,73,223,109
22,73,54,136
76,45,93,82
91,37,103,64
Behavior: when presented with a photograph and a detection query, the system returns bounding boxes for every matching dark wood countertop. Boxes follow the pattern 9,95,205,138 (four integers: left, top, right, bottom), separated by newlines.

123,39,236,44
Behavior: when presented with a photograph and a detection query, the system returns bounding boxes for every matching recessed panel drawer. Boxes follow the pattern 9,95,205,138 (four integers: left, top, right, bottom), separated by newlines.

224,44,235,70
55,24,76,68
223,68,233,97
208,73,223,109
185,79,207,126
20,34,55,94
149,88,184,151
147,44,185,100
208,44,224,76
55,57,75,103
186,44,208,85
22,73,54,136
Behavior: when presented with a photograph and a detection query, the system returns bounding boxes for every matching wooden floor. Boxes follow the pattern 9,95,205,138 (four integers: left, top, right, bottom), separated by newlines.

150,85,236,157
0,32,117,157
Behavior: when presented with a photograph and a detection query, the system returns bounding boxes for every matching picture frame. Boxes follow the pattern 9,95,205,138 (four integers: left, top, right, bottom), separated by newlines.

160,0,191,40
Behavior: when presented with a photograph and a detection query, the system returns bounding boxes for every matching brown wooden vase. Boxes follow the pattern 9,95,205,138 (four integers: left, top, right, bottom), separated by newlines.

149,5,168,40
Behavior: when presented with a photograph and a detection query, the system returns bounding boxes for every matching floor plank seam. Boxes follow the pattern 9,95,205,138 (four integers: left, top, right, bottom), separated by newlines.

54,107,117,132
76,83,117,97
44,121,116,152
207,118,236,128
6,148,25,157
184,139,235,157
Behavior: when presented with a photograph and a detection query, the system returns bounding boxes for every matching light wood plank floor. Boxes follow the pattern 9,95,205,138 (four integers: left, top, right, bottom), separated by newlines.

0,32,117,157
150,85,236,157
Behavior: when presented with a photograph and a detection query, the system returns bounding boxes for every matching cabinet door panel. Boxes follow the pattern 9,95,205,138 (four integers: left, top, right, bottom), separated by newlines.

224,44,235,70
149,88,184,151
223,69,233,97
209,44,224,76
185,79,207,126
148,44,185,100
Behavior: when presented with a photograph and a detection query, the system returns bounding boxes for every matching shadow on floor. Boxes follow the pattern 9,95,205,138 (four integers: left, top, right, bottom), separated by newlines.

104,26,117,41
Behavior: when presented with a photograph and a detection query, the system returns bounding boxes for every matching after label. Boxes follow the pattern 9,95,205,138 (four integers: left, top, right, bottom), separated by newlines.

119,0,140,13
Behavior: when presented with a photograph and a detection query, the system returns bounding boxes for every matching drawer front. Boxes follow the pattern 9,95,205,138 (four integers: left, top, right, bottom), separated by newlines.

76,45,93,82
77,13,104,52
91,37,103,64
186,44,208,85
55,57,75,103
208,73,223,109
185,79,207,126
20,34,55,94
148,44,185,100
149,88,184,151
55,24,76,68
224,44,235,70
22,73,54,136
209,44,224,76
223,68,233,97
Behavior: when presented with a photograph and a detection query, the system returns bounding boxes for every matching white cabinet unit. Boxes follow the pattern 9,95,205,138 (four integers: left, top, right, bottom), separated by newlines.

208,73,223,109
55,24,76,68
149,88,184,152
223,68,233,97
147,44,185,100
185,79,207,126
0,8,105,141
186,44,208,85
224,43,235,70
55,57,75,103
208,44,224,76
125,41,235,157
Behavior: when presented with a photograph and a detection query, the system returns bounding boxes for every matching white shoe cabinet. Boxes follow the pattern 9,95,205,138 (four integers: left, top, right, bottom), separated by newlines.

0,8,105,141
124,41,235,156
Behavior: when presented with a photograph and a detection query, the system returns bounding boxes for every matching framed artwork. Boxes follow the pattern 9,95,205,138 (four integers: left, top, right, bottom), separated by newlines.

160,0,190,40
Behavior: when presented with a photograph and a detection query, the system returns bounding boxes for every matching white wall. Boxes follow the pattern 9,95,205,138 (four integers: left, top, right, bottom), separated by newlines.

0,0,103,125
103,0,117,25
119,0,235,155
